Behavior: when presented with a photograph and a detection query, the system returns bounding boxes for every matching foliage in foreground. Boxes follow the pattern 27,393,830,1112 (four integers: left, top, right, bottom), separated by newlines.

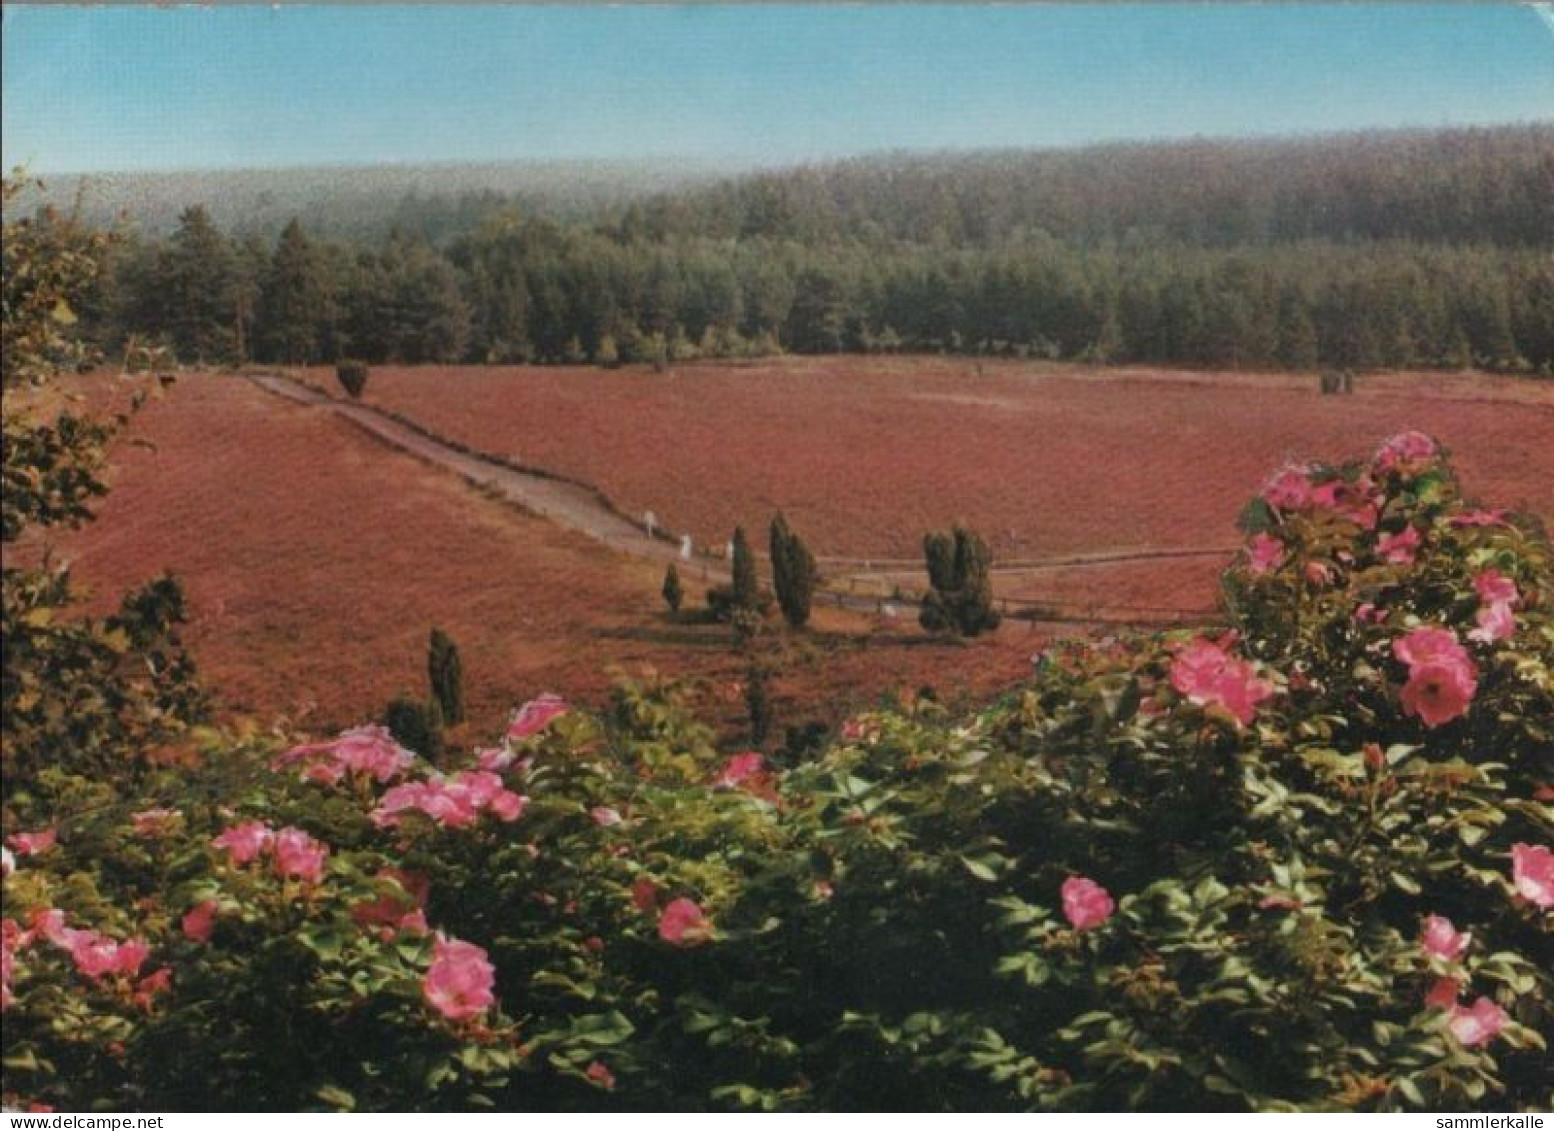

4,432,1551,1112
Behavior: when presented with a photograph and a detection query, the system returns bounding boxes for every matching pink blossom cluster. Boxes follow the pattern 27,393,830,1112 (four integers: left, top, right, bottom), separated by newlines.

1260,465,1379,529
657,898,713,946
6,829,57,857
6,909,174,1011
1416,913,1507,1046
210,821,330,884
371,770,527,829
506,693,569,740
273,724,417,786
1169,637,1277,727
1445,997,1510,1048
713,752,779,800
1512,843,1553,909
1244,532,1286,576
1374,430,1439,474
422,933,496,1021
1061,876,1115,931
1391,627,1478,728
1375,525,1422,566
181,900,219,943
1467,569,1519,646
1412,842,1552,1050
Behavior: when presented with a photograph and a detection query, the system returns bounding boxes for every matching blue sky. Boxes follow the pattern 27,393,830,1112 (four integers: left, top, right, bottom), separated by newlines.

3,4,1552,173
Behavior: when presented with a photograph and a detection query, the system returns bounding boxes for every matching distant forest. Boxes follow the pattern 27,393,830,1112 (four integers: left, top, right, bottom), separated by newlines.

43,125,1554,373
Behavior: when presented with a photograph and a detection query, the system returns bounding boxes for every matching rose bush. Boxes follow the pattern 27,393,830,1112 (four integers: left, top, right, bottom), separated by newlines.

3,432,1550,1111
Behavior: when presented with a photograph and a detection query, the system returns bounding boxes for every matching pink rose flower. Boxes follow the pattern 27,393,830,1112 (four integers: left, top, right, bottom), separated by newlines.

375,771,529,828
133,966,173,1010
423,934,496,1021
1376,525,1422,565
590,806,623,827
28,908,67,944
1392,626,1471,670
1061,876,1116,931
182,900,218,943
1468,601,1516,645
488,789,527,821
1354,602,1386,625
1421,915,1470,962
1169,638,1276,727
657,898,713,946
1446,997,1508,1047
1510,843,1554,909
276,724,417,785
1245,533,1285,575
211,821,274,865
1308,477,1381,529
1261,465,1313,510
715,752,766,788
475,746,517,773
1424,976,1462,1011
1304,561,1334,587
272,827,328,885
1473,569,1519,606
58,930,150,980
1398,660,1478,728
1375,431,1438,473
585,1061,617,1091
6,829,56,856
507,693,568,739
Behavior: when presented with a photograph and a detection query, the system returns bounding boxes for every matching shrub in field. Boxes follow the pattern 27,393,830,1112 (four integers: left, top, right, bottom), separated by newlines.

336,360,369,399
661,563,684,614
383,693,444,761
770,512,818,629
920,524,1002,636
427,629,465,727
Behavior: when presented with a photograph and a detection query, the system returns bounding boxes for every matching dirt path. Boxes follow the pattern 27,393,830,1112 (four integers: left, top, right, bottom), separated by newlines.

244,370,1219,625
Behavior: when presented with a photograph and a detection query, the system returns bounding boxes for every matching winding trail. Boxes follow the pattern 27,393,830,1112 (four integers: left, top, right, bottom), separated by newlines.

243,370,1219,626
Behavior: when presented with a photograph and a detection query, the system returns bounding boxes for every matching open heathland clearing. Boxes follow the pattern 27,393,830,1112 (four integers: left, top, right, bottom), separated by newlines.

294,357,1554,565
29,374,1037,738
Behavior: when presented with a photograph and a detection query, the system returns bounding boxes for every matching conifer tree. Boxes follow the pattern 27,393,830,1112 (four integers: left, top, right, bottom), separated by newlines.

731,526,758,612
769,512,818,629
427,628,464,726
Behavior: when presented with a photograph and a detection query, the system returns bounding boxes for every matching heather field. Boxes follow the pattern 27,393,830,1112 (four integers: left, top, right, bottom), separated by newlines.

298,357,1554,566
37,359,1551,739
33,373,1036,738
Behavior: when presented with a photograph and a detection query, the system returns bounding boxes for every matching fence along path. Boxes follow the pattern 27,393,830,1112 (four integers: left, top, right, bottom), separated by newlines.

244,370,1218,627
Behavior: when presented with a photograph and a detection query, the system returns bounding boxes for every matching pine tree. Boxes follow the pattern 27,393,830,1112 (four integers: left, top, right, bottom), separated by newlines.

427,628,464,726
769,512,818,629
731,526,758,611
259,218,331,364
157,206,239,366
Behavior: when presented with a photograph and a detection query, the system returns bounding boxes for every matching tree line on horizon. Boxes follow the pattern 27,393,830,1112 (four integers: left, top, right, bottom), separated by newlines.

50,125,1554,374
